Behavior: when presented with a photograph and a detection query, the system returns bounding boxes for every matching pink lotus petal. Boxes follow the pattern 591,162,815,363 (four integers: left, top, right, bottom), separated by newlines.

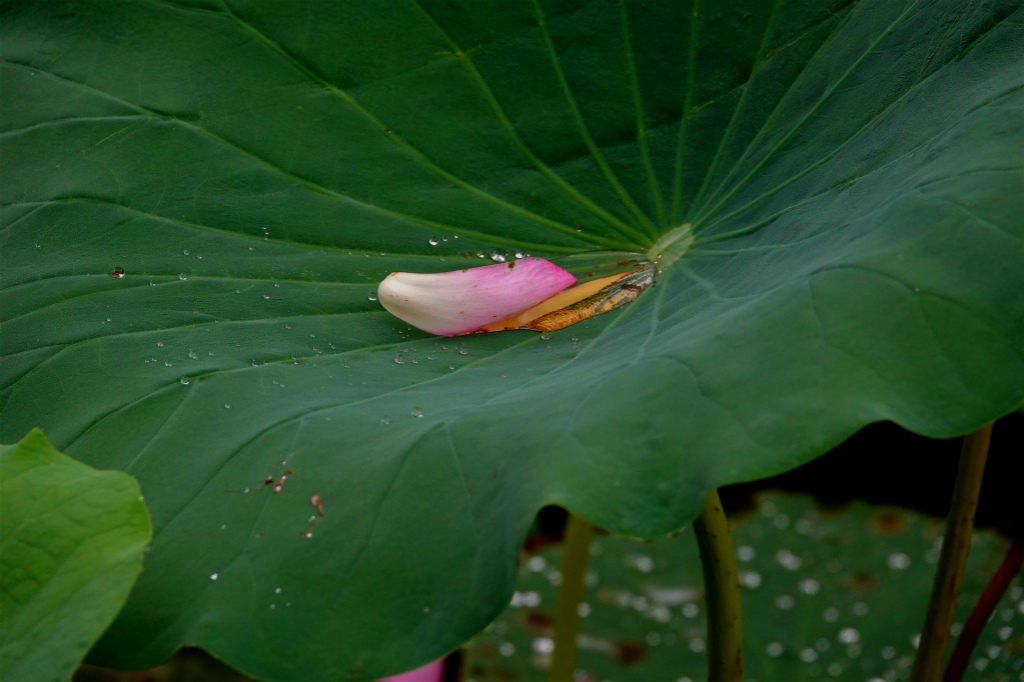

378,659,444,682
377,257,577,336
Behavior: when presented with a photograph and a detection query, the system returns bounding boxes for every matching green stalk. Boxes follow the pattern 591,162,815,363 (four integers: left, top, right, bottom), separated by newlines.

547,512,595,682
911,423,994,682
693,489,744,681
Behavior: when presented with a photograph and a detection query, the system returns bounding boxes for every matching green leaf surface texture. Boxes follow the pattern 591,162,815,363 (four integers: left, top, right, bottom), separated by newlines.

0,429,152,682
1,0,1021,678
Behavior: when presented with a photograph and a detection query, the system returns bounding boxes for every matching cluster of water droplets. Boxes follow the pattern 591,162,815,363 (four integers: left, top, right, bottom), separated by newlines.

425,235,459,247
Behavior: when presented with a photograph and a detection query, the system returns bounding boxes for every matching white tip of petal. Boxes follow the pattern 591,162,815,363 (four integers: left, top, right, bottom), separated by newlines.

377,258,577,336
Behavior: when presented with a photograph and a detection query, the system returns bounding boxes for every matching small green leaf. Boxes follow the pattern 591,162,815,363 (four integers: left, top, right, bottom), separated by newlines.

0,429,152,682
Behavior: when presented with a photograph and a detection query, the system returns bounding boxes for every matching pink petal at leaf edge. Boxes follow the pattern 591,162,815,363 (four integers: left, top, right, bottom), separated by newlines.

377,659,445,682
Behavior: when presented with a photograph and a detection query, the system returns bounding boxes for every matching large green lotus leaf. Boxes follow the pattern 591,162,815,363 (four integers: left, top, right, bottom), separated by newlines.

1,0,1021,679
0,429,151,682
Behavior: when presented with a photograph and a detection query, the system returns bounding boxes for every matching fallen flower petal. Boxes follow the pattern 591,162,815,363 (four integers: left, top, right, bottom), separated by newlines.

377,257,576,336
473,270,636,333
478,262,656,333
524,264,653,331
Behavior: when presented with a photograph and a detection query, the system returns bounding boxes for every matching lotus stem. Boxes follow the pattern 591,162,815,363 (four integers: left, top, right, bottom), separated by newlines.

943,535,1024,681
693,488,744,681
546,511,595,682
911,422,993,682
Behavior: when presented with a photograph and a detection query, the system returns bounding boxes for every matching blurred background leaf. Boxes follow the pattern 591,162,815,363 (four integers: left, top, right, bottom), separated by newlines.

464,491,1024,682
